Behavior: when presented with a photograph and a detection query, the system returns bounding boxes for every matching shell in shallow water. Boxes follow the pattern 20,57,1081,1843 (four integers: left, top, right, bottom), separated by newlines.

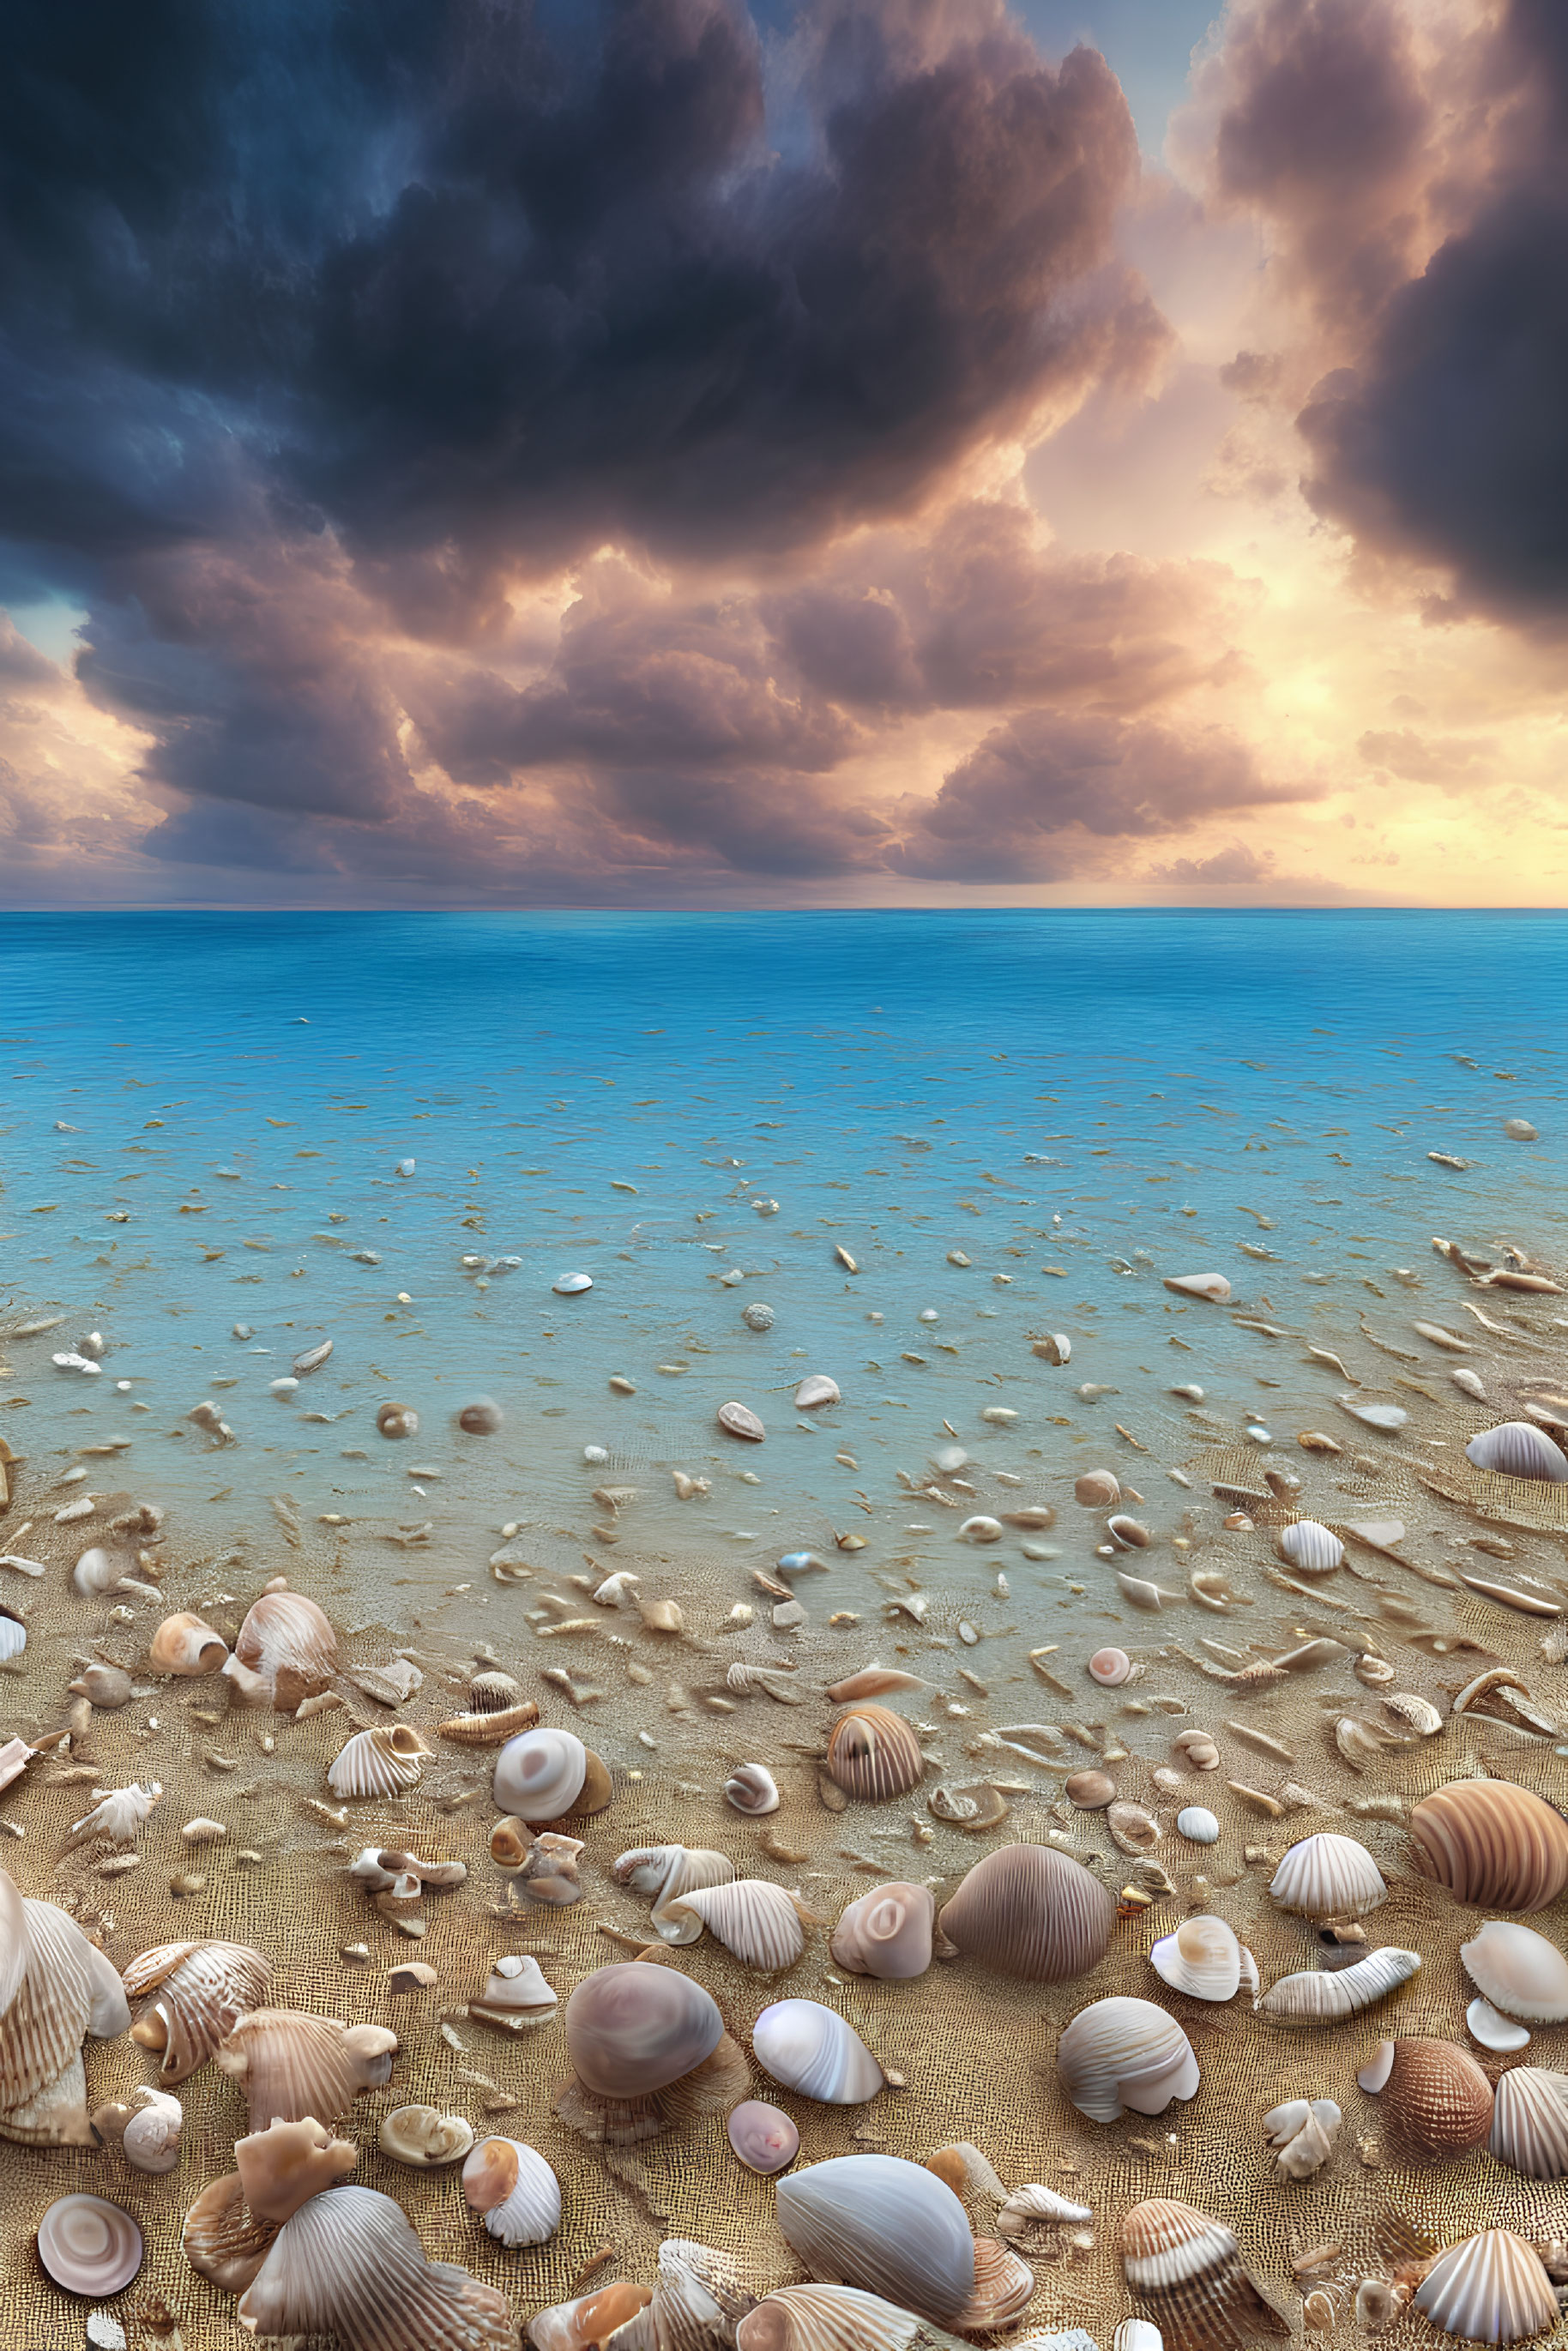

826,1708,925,1803
1255,1947,1420,2022
1056,1997,1199,2123
1116,2199,1288,2351
1163,1274,1231,1302
237,2182,516,2350
753,2000,884,2104
213,2009,396,2130
1357,2037,1493,2161
123,1939,272,2083
1149,1915,1247,2004
1489,2067,1568,2179
660,1880,806,1972
1414,2231,1559,2345
327,1723,431,1799
1409,1781,1568,1913
232,1588,337,1708
37,2192,143,2294
462,2137,562,2246
1461,1920,1568,2022
495,1727,611,1821
776,2155,975,2324
1269,1833,1387,1922
830,1883,935,1980
1466,1424,1568,1482
936,1842,1115,1982
727,2099,799,2174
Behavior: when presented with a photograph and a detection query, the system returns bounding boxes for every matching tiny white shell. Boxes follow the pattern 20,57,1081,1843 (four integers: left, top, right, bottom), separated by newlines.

1338,1396,1407,1432
1162,1273,1231,1301
1175,1807,1219,1845
752,1999,884,2103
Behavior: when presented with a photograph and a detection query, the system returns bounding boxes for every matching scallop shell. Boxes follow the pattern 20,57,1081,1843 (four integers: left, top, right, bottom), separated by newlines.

776,2154,975,2324
327,1722,431,1799
530,2283,656,2351
826,1708,925,1803
1254,1946,1421,2022
725,1763,780,1816
462,2137,562,2246
1356,2037,1493,2160
1117,2198,1288,2351
753,1999,884,2103
148,1612,229,1674
379,2105,475,2167
1278,1522,1344,1575
1461,1920,1568,2022
1410,1781,1568,1912
213,2008,397,2128
652,1878,805,1968
495,1726,611,1821
1466,1423,1568,1482
232,1588,337,1708
123,1939,272,2083
727,2099,799,2174
0,1876,132,2145
1269,1833,1388,1921
1414,2231,1559,2345
936,1842,1116,1981
830,1884,936,1980
237,2182,516,2349
37,2192,143,2294
1149,1915,1247,2004
1489,2067,1568,2179
1056,1997,1199,2123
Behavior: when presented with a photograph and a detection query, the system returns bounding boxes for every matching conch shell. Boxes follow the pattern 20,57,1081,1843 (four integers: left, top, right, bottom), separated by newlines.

123,1939,272,2083
214,2008,396,2130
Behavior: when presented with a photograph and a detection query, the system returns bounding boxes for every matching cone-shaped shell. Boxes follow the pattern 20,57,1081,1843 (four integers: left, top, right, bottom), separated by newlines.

148,1612,229,1674
1278,1522,1344,1575
461,2137,562,2246
1465,1424,1568,1482
237,2181,516,2349
1414,2232,1559,2345
234,1588,337,1708
495,1726,612,1821
1490,2066,1568,2179
831,1884,936,1980
327,1723,431,1799
1116,2199,1288,2351
564,1964,724,2099
36,2192,143,2294
937,1842,1115,1981
1269,1833,1388,1921
1358,2037,1493,2160
753,1999,884,2103
615,1845,735,1935
1056,1997,1200,2123
660,1880,806,1972
1410,1781,1568,1912
1461,1920,1568,2022
1149,1915,1245,2003
776,2155,974,2324
123,1939,272,2083
1255,1947,1421,2022
826,1708,925,1803
213,2009,397,2129
727,2099,799,2174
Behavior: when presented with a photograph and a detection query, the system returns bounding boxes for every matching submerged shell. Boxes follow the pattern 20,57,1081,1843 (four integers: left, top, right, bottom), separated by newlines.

123,1940,272,2083
1163,1274,1231,1302
1414,2232,1559,2345
461,2137,562,2246
727,2099,799,2175
726,1763,781,1816
752,1999,884,2104
1490,2067,1568,2179
213,2008,397,2129
1269,1833,1387,1922
233,1588,337,1707
327,1723,431,1799
564,1964,724,2099
776,2155,974,2324
1461,1920,1568,2022
1466,1424,1568,1483
826,1708,925,1804
1357,2038,1494,2160
1056,1997,1199,2123
37,2193,143,2294
830,1884,936,1980
661,1880,805,1971
1116,2199,1288,2351
1410,1781,1568,1912
1278,1522,1344,1575
937,1842,1116,1982
1254,1947,1421,2022
494,1726,610,1821
1149,1915,1245,2004
237,2181,516,2350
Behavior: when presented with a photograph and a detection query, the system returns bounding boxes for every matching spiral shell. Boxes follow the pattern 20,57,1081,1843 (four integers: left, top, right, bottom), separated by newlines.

659,1880,807,1971
462,2137,562,2246
37,2192,143,2294
1461,1920,1568,2022
776,2155,976,2324
1149,1915,1250,2004
937,1842,1116,1981
1269,1833,1387,1922
826,1707,925,1803
1490,2066,1568,2179
495,1726,611,1821
1357,2037,1493,2160
327,1723,431,1799
725,1763,781,1816
830,1883,936,1980
1254,1946,1421,2022
727,2099,799,2175
1410,1781,1568,1912
379,2106,475,2167
1414,2231,1559,2345
1056,1997,1199,2123
1465,1423,1568,1482
214,2008,397,2129
1116,2198,1288,2351
237,2181,516,2349
123,1939,272,2083
752,1999,884,2104
148,1612,229,1674
232,1588,338,1708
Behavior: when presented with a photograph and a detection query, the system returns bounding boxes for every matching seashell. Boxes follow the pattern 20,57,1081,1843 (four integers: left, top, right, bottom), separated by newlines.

473,1952,557,2029
727,2098,799,2173
378,2105,475,2167
37,2193,142,2294
826,1707,925,1804
552,1271,593,1294
630,2235,760,2350
292,1337,334,1376
0,1875,132,2146
1410,1781,1568,1912
1065,1769,1116,1809
237,2181,515,2348
1176,1808,1219,1845
719,1401,766,1442
927,1782,1009,1831
1149,1915,1247,2003
795,1375,841,1409
1380,1690,1444,1739
72,1546,129,1597
831,1884,935,1980
1107,1801,1161,1854
660,1880,806,1971
1174,1730,1221,1771
1468,1995,1531,2052
1452,1668,1558,1737
776,2154,976,2324
616,1845,736,1936
123,1939,272,2082
1254,1947,1421,2022
1278,1522,1344,1576
1057,1997,1199,2123
1414,2231,1559,2345
1163,1274,1231,1301
64,1781,163,1848
1107,1514,1151,1549
516,1831,582,1906
1089,1647,1133,1686
69,1663,133,1708
495,1726,611,1821
1453,1368,1489,1401
726,1763,780,1816
214,2008,397,2129
1269,1833,1387,1921
531,2284,655,2351
825,1666,926,1703
1075,1470,1121,1507
1114,2324,1164,2351
938,1842,1115,1981
232,1588,337,1708
490,1817,534,1871
753,1999,884,2103
1117,2198,1288,2349
458,1397,504,1435
1461,1920,1568,2021
1466,1423,1568,1482
1338,1396,1407,1431
959,1514,1004,1544
1490,2067,1568,2179
1358,2037,1493,2159
559,1964,744,2147
462,2136,562,2245
439,1696,540,1745
996,2182,1095,2233
148,1613,228,1674
1262,2097,1341,2179
327,1722,431,1799
93,2086,184,2173
377,1401,419,1438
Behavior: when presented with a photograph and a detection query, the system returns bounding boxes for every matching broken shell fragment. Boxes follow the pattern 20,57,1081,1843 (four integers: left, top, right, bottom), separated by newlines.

1468,1995,1531,2052
753,1999,884,2104
529,2283,655,2351
727,2099,799,2174
1107,1801,1161,1855
1263,2097,1342,2179
1056,1997,1199,2123
472,1953,557,2030
379,2105,475,2167
462,2136,562,2246
37,2193,143,2294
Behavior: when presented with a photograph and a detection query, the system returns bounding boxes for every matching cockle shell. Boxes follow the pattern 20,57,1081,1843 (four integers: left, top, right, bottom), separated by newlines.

726,1763,781,1815
1356,2038,1493,2160
776,2155,978,2324
1056,1997,1199,2123
1269,1833,1387,1921
1414,2232,1559,2346
1466,1424,1568,1482
494,1726,611,1821
1460,1920,1568,2022
1410,1781,1568,1912
148,1613,228,1674
1278,1522,1344,1575
37,2193,143,2294
719,1401,766,1441
830,1883,936,1980
529,2283,655,2351
826,1707,925,1803
660,1880,807,1971
1117,2199,1288,2350
379,2106,475,2167
727,2099,799,2174
937,1842,1116,1981
236,2182,516,2349
462,2137,562,2245
1262,2098,1341,2179
92,2086,183,2173
0,1872,132,2146
753,1999,884,2103
1490,2067,1568,2179
616,1845,735,1935
232,1588,337,1708
214,2009,397,2129
123,1939,272,2082
1149,1915,1250,2003
327,1722,431,1799
1254,1947,1421,2022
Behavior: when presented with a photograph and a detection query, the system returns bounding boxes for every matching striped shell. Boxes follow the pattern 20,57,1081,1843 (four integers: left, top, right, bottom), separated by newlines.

326,1723,431,1799
123,1940,273,2083
1461,1920,1568,2022
752,1999,884,2104
830,1883,936,1980
530,2284,654,2351
1490,2067,1568,2179
1255,1947,1420,2022
1465,1423,1568,1482
937,1842,1116,1981
615,1845,735,1935
213,2009,397,2130
1269,1833,1388,1921
1056,1997,1199,2123
461,2137,562,2246
1414,2231,1559,2345
0,1874,132,2146
826,1708,925,1803
775,2154,975,2324
736,2284,938,2351
1116,2199,1288,2349
233,1589,337,1708
438,1697,539,1746
725,1764,781,1816
1278,1522,1344,1575
1410,1781,1568,1912
237,2182,516,2349
1357,2037,1493,2160
659,1881,806,1971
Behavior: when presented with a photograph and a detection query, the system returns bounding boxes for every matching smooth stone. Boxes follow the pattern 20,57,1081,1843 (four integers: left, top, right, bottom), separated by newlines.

1505,1119,1539,1141
1065,1769,1116,1809
552,1272,594,1295
1176,1807,1221,1845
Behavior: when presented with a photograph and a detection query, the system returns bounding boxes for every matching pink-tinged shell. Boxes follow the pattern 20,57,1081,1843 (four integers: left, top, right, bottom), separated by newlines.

736,2285,927,2351
36,2192,142,2294
727,2099,799,2174
937,1841,1115,1981
1089,1647,1132,1687
213,2009,397,2130
528,2283,654,2351
123,1939,272,2083
234,1588,338,1708
148,1612,229,1675
824,1666,926,1703
461,2137,561,2246
1410,1781,1568,1913
237,2182,516,2349
829,1883,935,1980
564,1964,723,2100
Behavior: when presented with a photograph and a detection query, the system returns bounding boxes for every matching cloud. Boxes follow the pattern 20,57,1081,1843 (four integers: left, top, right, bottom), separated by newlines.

1152,839,1273,883
1357,726,1492,785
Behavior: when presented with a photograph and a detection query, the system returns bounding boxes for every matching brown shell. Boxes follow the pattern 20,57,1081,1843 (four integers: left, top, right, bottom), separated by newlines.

1116,2198,1289,2351
181,2173,280,2294
825,1708,925,1804
1374,2037,1494,2161
936,1842,1116,1982
437,1699,539,1746
1409,1780,1568,1912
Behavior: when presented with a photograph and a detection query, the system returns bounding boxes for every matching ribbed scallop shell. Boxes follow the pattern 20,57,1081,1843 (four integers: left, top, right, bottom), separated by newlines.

327,1724,431,1799
1490,2067,1568,2179
1278,1522,1344,1574
615,1845,735,1935
777,2155,974,2324
1254,1947,1420,2022
213,2009,397,2128
1465,1423,1568,1482
494,1726,588,1820
826,1708,926,1803
1269,1833,1387,1920
237,2182,516,2350
1360,2037,1493,2160
0,1887,131,2145
753,1999,884,2103
234,1588,338,1706
461,2137,562,2246
1410,1781,1568,1912
830,1883,936,1980
123,1940,272,2083
564,1964,724,2099
1414,2231,1559,2345
1149,1915,1245,2003
660,1880,805,1971
937,1842,1116,1982
36,2192,143,2294
1116,2199,1288,2351
1056,1997,1200,2123
1461,1921,1568,2022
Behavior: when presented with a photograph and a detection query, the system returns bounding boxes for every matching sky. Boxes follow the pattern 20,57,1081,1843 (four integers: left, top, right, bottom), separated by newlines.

0,0,1565,910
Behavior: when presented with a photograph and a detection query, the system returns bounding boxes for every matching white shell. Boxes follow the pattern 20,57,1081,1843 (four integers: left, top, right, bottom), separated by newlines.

1467,1423,1568,1481
1175,1808,1219,1845
552,1272,594,1295
997,2184,1095,2232
1468,1996,1531,2053
73,1546,124,1597
120,2090,183,2174
462,2137,563,2246
1055,1996,1199,2122
494,1727,588,1821
1490,2068,1568,2180
775,2155,976,2325
325,1725,430,1799
614,1845,734,1935
959,1516,1004,1544
658,1880,805,1972
725,1763,780,1816
1414,2231,1559,2345
1254,1946,1421,2021
1278,1521,1344,1575
1148,1916,1246,2004
1462,1920,1568,2022
473,1954,556,2022
1113,2324,1164,2351
1263,2096,1342,2179
718,1400,766,1441
377,2106,475,2167
1162,1274,1231,1301
1338,1396,1408,1431
794,1376,840,1409
0,1617,24,1662
752,1999,884,2103
1269,1832,1386,1921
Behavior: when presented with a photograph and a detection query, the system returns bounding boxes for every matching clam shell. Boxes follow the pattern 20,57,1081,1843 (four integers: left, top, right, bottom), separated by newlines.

237,2181,516,2349
1468,1995,1531,2052
379,2105,475,2167
1461,1920,1568,2022
1466,1423,1568,1482
37,2192,142,2294
495,1726,609,1821
564,1964,724,2100
1056,1996,1199,2122
1357,2038,1493,2160
725,1763,781,1816
473,1952,556,2027
1254,1946,1420,2022
1116,2198,1288,2350
1410,1781,1568,1911
661,1880,806,1971
1162,1274,1231,1301
462,2137,562,2245
1175,1808,1219,1845
753,1999,884,2103
727,2099,799,2174
123,1939,272,2082
776,2154,974,2324
148,1612,229,1674
1149,1915,1245,2003
233,1588,337,1708
1278,1522,1344,1575
1269,1833,1387,1921
1490,2067,1568,2179
719,1401,766,1441
830,1883,936,1980
530,2283,654,2351
937,1842,1115,1981
826,1707,925,1803
794,1376,840,1409
327,1722,431,1799
213,2008,397,2129
1414,2231,1559,2345
616,1845,735,1935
